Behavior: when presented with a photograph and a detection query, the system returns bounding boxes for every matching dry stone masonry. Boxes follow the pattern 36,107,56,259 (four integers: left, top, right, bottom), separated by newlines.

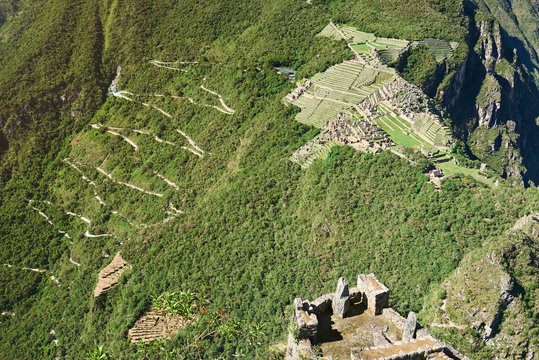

402,312,418,342
286,274,468,360
128,311,183,344
357,274,390,315
286,23,455,169
93,253,131,297
332,277,351,318
290,112,394,167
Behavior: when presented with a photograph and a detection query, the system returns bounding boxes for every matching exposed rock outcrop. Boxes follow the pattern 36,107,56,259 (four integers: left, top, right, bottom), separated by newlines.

423,212,539,359
332,277,350,318
402,311,417,342
441,12,539,183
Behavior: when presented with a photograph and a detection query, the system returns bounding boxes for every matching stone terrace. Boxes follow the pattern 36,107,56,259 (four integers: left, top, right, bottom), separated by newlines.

128,310,184,344
93,253,131,297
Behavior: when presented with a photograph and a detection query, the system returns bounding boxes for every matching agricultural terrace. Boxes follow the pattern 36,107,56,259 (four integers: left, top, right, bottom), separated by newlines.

425,38,459,62
287,23,484,184
319,22,456,64
290,141,338,169
319,22,409,64
370,104,491,186
373,103,451,148
286,61,395,129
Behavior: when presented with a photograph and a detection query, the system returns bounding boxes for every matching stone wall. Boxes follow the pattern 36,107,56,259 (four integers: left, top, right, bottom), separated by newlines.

357,273,390,315
351,339,448,360
285,274,468,360
294,298,319,340
290,111,394,166
94,252,131,297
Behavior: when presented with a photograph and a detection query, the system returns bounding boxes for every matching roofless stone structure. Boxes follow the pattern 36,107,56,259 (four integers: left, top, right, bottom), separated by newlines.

286,274,468,360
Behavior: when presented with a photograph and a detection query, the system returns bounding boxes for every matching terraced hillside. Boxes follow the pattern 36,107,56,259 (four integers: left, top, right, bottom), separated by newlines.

1,1,537,359
285,23,495,186
320,22,457,65
287,61,394,128
286,24,457,170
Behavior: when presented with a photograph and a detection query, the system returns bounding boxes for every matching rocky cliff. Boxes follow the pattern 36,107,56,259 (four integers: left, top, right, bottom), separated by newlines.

441,9,539,185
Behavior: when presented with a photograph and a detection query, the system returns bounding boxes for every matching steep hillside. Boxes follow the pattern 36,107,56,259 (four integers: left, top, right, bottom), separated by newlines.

471,0,539,83
439,8,539,185
0,0,537,359
0,0,17,26
420,213,539,359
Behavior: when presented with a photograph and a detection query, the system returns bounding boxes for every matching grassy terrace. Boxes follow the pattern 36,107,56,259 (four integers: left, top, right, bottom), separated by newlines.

375,116,492,186
290,141,338,168
378,49,402,64
333,23,455,64
311,87,365,103
336,23,409,64
292,96,348,128
425,38,455,62
289,23,465,174
311,62,365,91
374,115,429,149
371,104,492,186
340,25,376,43
352,44,372,52
289,60,395,131
376,103,452,147
434,154,494,186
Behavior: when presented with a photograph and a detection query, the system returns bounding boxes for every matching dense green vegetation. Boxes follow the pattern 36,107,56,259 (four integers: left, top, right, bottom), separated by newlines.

395,45,440,86
420,212,539,359
0,0,537,359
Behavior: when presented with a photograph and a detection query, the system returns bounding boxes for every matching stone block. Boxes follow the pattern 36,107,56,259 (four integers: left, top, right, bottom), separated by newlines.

349,286,362,302
373,331,391,347
311,293,332,315
295,309,318,340
285,331,297,360
402,311,417,342
332,277,350,318
357,273,389,315
294,298,303,311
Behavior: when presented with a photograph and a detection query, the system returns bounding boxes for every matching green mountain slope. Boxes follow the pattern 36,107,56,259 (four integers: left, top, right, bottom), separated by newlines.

420,213,539,359
0,0,537,359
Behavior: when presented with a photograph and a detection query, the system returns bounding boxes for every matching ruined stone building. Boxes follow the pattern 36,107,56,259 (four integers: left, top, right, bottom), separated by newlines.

286,274,468,360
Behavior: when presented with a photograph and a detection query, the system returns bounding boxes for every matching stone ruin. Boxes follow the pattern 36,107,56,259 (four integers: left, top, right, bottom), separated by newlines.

426,167,445,191
290,112,394,166
286,274,468,360
391,82,429,115
287,65,452,167
354,77,451,151
93,252,131,297
321,113,394,152
357,274,389,316
128,310,184,344
286,80,313,101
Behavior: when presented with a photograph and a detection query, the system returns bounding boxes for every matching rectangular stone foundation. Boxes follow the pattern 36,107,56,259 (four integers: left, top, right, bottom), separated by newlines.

357,273,389,315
